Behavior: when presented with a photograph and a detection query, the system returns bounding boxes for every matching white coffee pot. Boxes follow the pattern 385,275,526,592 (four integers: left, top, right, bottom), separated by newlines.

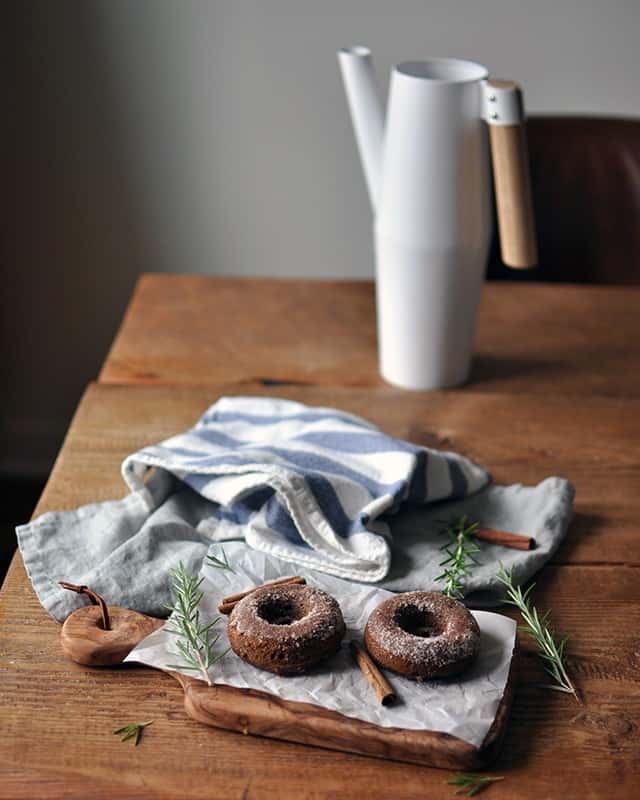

338,47,537,390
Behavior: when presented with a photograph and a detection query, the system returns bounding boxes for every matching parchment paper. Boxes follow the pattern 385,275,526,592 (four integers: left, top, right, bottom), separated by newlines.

126,542,516,748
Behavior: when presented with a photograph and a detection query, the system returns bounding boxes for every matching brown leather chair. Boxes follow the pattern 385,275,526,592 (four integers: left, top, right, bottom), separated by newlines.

487,116,640,284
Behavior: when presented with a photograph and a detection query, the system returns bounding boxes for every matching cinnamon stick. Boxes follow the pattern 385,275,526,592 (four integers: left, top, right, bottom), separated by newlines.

475,527,534,551
59,582,111,631
350,640,396,706
218,575,306,615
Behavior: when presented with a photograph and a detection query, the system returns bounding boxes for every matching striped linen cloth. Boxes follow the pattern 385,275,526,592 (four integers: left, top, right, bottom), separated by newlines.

122,397,489,582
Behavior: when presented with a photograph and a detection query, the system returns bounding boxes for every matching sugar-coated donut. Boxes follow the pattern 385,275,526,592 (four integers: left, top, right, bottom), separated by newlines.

227,583,346,675
364,591,480,681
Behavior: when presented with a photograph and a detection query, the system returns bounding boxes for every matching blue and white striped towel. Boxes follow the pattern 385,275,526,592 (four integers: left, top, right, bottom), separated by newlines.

122,397,489,582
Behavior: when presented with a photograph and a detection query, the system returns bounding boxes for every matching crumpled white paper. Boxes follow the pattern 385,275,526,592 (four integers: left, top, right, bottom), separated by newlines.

126,542,516,747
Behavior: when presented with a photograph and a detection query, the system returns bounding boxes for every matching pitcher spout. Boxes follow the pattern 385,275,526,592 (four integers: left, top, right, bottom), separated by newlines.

337,46,384,213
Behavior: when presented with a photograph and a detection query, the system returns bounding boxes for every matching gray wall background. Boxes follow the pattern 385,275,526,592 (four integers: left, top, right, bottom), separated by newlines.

4,0,640,475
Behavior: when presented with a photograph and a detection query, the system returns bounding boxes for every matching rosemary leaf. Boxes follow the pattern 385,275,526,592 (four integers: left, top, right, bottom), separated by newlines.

165,561,230,685
206,547,235,573
496,565,580,702
435,516,481,599
113,720,154,746
447,772,504,796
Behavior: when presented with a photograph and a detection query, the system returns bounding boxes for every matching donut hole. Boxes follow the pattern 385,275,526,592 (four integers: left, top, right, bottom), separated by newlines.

257,597,304,626
396,606,442,638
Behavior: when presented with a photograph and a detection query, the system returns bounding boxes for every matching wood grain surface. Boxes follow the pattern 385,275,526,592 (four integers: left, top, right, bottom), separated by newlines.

1,381,639,798
100,275,640,396
174,664,515,771
487,111,538,268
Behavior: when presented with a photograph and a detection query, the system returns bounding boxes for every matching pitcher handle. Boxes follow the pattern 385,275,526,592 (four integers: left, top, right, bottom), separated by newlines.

483,79,538,269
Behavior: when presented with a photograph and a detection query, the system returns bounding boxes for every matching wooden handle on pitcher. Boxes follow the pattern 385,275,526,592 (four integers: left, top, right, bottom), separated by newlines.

485,79,537,269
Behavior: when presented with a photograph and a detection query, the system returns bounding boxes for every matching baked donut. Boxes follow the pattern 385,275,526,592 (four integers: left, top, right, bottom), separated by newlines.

227,583,346,675
364,591,480,681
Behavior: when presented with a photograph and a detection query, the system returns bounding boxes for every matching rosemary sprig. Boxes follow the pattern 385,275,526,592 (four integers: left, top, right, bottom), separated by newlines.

447,772,504,796
435,516,481,598
164,562,228,685
496,565,580,702
113,720,154,746
206,547,235,573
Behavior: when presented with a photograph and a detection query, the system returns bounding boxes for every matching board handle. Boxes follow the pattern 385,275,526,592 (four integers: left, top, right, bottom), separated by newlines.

484,79,537,269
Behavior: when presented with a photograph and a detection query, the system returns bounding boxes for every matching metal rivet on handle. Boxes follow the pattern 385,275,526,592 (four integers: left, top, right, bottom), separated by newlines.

489,95,496,102
491,112,499,120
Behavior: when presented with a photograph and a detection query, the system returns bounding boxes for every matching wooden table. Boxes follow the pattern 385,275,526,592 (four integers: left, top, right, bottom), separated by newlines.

2,276,639,799
102,275,640,396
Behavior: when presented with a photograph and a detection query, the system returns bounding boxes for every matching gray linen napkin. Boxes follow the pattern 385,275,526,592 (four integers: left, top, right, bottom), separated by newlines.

17,396,575,621
17,468,573,621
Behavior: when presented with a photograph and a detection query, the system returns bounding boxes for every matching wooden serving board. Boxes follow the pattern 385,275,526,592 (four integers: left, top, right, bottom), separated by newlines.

59,602,517,771
169,654,517,771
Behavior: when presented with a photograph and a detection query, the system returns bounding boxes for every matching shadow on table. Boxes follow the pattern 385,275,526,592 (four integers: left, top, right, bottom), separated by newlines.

0,475,45,582
492,676,556,770
468,355,562,387
552,511,608,563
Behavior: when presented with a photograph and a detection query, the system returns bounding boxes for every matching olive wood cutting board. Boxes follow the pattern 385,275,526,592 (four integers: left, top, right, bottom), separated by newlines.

172,659,516,770
60,603,516,770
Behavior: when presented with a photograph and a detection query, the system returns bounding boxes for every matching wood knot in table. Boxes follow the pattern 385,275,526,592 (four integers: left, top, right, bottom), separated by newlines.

406,426,458,451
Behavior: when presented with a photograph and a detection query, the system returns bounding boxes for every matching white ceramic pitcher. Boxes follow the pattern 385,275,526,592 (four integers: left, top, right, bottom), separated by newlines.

338,47,537,390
